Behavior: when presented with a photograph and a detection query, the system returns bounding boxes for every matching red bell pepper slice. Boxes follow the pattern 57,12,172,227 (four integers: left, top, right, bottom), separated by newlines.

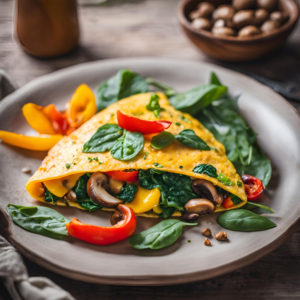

241,174,265,201
43,104,69,135
66,205,137,245
105,170,139,182
223,195,234,209
117,110,171,135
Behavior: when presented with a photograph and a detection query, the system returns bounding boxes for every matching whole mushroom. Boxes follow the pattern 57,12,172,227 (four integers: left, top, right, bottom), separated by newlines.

255,8,269,24
238,25,261,37
197,2,215,18
261,19,280,33
212,26,236,36
214,18,234,29
270,11,289,25
191,18,212,31
87,172,124,208
213,5,236,20
232,10,256,29
182,212,200,223
232,0,256,11
257,0,279,11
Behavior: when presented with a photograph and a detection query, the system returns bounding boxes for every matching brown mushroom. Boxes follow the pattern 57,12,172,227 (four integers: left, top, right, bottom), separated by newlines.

189,10,200,21
213,5,236,20
192,179,223,207
261,19,280,33
184,199,215,215
232,0,256,11
182,212,199,223
232,10,255,29
87,172,123,208
212,26,236,37
238,25,261,37
197,2,215,18
110,205,126,225
66,190,77,201
191,18,212,31
213,18,234,29
257,0,278,12
270,11,289,25
109,177,124,195
255,8,269,25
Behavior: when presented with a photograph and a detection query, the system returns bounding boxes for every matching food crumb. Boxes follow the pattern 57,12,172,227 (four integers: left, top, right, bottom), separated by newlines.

21,167,31,174
187,240,191,243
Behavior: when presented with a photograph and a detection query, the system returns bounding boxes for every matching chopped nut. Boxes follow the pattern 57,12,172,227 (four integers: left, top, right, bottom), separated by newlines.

21,167,31,174
215,231,228,241
204,238,211,246
202,228,212,237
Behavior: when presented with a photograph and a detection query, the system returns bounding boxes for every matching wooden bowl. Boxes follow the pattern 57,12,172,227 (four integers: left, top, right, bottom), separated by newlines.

177,0,299,62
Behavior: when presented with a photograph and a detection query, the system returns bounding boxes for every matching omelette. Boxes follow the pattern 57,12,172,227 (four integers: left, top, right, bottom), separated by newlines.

26,92,247,219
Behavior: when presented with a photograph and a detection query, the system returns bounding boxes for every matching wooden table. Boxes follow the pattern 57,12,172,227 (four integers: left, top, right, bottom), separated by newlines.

1,0,300,299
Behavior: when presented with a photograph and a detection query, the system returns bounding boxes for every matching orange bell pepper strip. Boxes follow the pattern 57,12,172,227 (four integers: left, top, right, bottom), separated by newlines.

223,195,234,209
66,205,137,245
22,103,57,135
66,84,97,130
0,131,62,151
43,104,69,135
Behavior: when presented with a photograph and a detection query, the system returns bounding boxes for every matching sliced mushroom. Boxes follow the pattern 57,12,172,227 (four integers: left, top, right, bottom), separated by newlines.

87,172,123,208
110,205,125,225
192,179,223,207
182,212,199,223
66,190,77,201
184,199,215,215
109,177,125,195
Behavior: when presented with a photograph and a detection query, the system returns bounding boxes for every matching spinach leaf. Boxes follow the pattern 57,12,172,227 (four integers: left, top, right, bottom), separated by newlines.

193,164,218,178
97,69,148,111
111,130,144,161
169,84,227,115
146,93,164,118
175,129,211,151
151,131,175,150
139,170,198,217
230,194,243,205
83,124,123,153
129,219,197,250
217,173,234,186
116,184,138,203
145,78,176,97
44,189,60,204
242,202,274,213
210,72,222,86
73,174,102,211
7,204,70,239
217,209,276,231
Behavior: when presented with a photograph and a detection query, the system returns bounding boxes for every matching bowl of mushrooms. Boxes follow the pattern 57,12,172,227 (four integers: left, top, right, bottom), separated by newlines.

177,0,299,61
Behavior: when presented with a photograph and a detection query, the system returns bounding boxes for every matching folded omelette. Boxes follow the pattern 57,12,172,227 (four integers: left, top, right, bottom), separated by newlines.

26,92,247,218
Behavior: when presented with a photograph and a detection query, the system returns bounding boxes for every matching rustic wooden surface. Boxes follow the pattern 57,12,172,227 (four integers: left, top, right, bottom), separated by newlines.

1,0,300,299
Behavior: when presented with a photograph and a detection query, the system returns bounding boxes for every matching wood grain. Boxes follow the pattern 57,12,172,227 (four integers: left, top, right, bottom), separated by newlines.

0,0,300,299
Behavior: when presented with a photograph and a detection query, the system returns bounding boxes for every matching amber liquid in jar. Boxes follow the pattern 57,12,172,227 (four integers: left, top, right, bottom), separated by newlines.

15,0,79,58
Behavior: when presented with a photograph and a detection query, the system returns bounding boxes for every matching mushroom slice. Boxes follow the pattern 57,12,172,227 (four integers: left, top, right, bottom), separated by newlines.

184,199,215,215
192,179,223,207
109,177,124,195
110,205,126,225
87,172,123,208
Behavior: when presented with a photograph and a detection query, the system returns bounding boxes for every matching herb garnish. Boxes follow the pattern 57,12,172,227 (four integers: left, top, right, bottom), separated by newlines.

153,162,164,168
144,152,150,160
146,93,164,118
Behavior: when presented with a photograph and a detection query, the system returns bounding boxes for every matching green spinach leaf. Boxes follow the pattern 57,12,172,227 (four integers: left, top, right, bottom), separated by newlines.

7,204,70,239
111,130,144,161
210,72,222,86
217,173,234,186
129,219,197,250
97,69,148,111
193,164,218,178
151,131,175,149
44,189,60,205
73,174,102,211
83,124,124,153
145,78,176,97
230,194,243,205
169,84,227,115
217,209,276,231
146,93,164,118
116,184,138,203
175,129,211,151
242,202,274,213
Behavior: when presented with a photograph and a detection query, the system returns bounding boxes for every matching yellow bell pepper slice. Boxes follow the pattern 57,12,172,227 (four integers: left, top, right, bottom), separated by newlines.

66,84,97,129
22,103,57,135
43,173,85,197
0,131,62,151
126,187,161,214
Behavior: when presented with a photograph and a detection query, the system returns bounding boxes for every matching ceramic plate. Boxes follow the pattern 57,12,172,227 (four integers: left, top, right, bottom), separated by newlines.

1,58,300,285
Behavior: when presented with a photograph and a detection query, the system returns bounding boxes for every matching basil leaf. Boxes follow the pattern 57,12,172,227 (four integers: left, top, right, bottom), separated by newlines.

146,93,164,118
193,164,218,178
116,184,138,203
111,130,144,161
231,194,243,205
217,173,234,186
169,84,227,115
175,129,211,151
151,131,175,149
242,202,274,213
7,204,70,239
44,189,60,204
83,124,124,153
73,174,102,211
217,209,276,231
97,69,148,111
129,219,197,250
